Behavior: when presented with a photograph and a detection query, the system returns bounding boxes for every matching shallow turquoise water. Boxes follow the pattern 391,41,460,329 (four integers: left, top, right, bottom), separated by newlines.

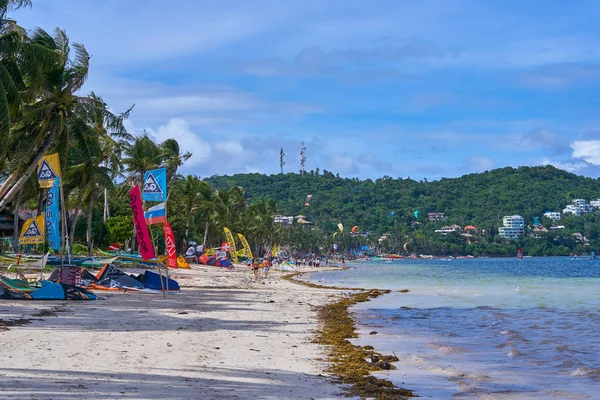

306,258,600,399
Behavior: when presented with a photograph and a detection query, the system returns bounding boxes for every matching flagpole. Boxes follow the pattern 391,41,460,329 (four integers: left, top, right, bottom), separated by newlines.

164,191,170,290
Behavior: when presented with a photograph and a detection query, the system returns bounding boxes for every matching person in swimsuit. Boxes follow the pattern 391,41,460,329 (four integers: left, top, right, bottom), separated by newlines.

262,258,271,278
252,258,260,279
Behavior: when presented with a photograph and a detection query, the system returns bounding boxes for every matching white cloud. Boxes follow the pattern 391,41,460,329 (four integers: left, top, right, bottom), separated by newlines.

145,119,212,167
539,157,587,173
467,156,494,172
214,141,244,156
571,140,600,165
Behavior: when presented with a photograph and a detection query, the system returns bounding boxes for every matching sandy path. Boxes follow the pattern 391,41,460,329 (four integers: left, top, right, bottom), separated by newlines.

0,265,346,400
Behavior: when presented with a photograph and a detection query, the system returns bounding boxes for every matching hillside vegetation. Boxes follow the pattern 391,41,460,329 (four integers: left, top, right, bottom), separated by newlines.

207,165,600,256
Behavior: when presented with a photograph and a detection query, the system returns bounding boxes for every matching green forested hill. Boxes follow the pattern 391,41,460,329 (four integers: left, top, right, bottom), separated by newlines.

206,165,600,235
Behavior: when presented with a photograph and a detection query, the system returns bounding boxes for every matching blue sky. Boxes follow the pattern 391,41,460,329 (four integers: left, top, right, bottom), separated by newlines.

13,0,600,179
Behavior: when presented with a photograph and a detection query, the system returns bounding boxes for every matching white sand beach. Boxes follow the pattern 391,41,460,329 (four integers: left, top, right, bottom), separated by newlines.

0,265,346,399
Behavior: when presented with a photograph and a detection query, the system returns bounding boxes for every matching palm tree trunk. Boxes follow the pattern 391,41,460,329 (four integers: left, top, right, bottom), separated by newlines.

0,127,59,212
103,188,109,222
68,200,83,254
0,172,17,201
202,213,210,249
37,189,46,216
184,209,192,248
86,193,96,255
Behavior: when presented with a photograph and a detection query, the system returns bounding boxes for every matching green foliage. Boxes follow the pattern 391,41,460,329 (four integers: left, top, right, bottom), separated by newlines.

206,166,600,256
105,216,133,245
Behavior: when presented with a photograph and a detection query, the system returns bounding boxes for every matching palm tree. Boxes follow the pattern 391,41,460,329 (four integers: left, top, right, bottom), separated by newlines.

244,199,277,257
0,0,32,154
0,28,97,212
122,134,162,185
171,175,208,248
160,139,191,184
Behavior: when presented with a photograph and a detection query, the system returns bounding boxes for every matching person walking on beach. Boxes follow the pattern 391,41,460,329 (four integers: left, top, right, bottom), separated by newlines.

262,258,271,278
251,258,260,280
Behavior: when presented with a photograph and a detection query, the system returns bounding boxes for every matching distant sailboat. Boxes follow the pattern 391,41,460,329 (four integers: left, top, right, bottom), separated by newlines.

517,247,524,260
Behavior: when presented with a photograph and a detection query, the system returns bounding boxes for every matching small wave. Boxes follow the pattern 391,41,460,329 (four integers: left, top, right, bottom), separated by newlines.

507,349,525,357
428,365,459,377
571,367,600,377
556,344,570,352
500,329,519,336
474,305,497,310
428,342,463,355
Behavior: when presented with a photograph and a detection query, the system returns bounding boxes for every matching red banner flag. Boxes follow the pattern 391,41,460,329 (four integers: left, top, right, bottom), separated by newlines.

163,221,177,269
129,185,156,260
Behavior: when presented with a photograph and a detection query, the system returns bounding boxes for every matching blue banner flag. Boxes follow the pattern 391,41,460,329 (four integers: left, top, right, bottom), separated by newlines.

46,178,61,251
142,168,167,201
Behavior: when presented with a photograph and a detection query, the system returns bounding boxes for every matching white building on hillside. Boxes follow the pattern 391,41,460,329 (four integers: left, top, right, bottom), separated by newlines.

544,211,561,221
591,199,600,208
563,204,582,216
498,215,524,239
274,215,294,225
563,199,594,216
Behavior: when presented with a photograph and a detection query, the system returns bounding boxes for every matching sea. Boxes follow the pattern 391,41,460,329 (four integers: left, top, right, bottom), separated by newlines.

305,257,600,399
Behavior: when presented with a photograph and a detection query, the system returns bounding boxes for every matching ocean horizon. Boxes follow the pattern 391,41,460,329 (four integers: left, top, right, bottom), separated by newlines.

306,257,600,399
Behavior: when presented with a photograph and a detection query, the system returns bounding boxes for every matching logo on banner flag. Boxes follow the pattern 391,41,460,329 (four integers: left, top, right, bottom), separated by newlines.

142,168,167,201
20,215,45,244
37,153,61,188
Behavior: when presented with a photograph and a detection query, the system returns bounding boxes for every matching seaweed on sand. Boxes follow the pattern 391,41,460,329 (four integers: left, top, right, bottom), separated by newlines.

285,273,414,399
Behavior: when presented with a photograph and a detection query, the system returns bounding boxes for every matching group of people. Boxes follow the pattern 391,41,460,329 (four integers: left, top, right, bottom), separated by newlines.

248,257,272,279
293,257,327,267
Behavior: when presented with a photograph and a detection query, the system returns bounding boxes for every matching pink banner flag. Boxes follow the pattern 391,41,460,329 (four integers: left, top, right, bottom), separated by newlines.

163,221,177,269
129,185,156,260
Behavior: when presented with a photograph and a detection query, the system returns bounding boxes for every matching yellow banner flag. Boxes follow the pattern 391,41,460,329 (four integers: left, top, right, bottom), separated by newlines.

223,227,238,263
272,244,279,257
19,214,45,244
37,153,61,188
237,233,253,260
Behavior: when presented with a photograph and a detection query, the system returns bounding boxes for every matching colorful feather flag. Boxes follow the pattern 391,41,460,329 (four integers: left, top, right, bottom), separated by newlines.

129,186,156,260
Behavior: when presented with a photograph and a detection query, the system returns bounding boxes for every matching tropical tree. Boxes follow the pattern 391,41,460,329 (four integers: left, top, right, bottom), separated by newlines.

0,28,103,212
160,138,191,183
122,134,161,186
243,199,277,256
171,175,209,248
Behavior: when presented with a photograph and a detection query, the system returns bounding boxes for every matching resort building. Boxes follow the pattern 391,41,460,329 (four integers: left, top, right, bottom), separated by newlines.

498,215,524,239
274,215,294,225
434,224,461,234
591,199,600,208
544,211,561,221
563,199,594,216
531,225,549,238
428,212,447,222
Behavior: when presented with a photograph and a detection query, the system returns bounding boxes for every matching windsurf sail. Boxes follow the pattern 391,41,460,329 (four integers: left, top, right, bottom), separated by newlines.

517,247,523,260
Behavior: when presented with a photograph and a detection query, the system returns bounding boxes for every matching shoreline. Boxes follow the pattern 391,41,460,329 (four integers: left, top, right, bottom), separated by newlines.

286,272,415,399
0,264,345,399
